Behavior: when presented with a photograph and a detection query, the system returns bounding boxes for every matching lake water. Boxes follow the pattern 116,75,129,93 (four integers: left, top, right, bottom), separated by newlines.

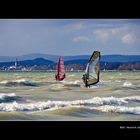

0,71,140,121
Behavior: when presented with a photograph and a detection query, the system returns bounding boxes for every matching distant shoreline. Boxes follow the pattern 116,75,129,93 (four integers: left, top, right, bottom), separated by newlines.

0,70,140,72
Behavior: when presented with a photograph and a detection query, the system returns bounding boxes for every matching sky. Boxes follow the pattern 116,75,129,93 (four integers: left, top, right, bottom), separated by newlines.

0,19,140,56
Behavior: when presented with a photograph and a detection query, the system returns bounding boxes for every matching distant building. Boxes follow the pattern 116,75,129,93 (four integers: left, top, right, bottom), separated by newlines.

9,58,18,70
70,68,74,71
15,58,17,68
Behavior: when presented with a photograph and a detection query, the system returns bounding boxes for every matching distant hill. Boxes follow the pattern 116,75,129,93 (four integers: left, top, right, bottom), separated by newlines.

65,59,88,65
100,55,140,63
0,58,55,67
0,57,140,70
0,53,59,62
64,55,140,64
18,53,59,62
0,53,140,63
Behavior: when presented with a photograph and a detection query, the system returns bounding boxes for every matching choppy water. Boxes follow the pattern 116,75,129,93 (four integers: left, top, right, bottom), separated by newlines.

0,71,140,121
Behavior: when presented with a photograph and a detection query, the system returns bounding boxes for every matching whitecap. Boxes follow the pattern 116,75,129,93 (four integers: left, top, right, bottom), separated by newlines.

0,80,9,84
68,74,75,77
0,93,17,103
13,79,26,83
0,93,16,100
0,96,128,112
115,80,121,83
123,81,132,87
122,96,140,102
100,80,111,83
90,105,140,115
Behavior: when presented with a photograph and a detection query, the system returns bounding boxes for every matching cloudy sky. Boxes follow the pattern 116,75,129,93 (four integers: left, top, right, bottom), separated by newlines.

0,19,140,56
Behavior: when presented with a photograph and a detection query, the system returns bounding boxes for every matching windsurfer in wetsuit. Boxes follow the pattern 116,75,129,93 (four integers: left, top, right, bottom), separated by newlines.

82,74,88,87
55,74,58,80
63,74,66,79
55,74,65,81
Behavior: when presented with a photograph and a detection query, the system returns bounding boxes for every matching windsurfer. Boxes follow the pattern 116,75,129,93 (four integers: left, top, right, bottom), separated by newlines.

63,74,66,79
55,57,66,81
82,74,88,87
55,74,57,80
55,73,65,81
82,51,100,88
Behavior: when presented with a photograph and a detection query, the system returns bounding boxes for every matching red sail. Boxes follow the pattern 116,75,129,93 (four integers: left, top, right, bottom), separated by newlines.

55,57,65,81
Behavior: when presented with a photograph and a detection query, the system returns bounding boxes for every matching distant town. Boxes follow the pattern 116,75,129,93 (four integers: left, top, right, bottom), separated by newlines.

0,57,140,71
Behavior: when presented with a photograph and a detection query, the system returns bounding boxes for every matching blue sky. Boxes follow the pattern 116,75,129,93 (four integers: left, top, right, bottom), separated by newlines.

0,19,140,56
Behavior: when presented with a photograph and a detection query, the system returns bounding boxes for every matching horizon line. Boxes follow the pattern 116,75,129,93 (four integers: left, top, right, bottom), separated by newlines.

0,53,140,57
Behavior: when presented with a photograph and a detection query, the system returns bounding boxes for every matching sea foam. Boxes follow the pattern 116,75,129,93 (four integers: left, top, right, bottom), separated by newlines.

0,79,37,87
91,105,140,115
0,96,130,112
123,81,132,87
0,95,140,114
0,93,17,103
0,93,16,100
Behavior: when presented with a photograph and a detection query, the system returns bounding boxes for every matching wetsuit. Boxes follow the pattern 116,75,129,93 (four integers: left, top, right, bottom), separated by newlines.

82,74,89,87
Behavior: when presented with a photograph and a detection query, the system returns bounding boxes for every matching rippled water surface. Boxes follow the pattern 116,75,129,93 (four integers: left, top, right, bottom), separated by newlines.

0,71,140,121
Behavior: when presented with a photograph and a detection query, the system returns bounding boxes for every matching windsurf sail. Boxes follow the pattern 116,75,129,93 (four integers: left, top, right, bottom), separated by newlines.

82,51,100,87
55,57,65,81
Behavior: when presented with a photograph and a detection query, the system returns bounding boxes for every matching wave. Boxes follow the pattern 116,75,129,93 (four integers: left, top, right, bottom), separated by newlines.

68,74,75,77
100,80,112,83
59,80,81,87
122,96,140,102
48,83,65,89
123,81,132,87
61,80,80,84
0,79,37,87
91,105,140,115
0,95,140,114
115,80,121,83
0,96,130,112
0,93,17,103
89,83,103,88
0,93,16,99
0,79,26,84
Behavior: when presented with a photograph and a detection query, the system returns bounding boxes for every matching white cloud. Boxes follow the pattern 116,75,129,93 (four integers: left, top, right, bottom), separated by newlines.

111,26,128,35
121,33,137,45
93,25,138,43
64,22,86,30
72,36,90,42
94,31,109,41
65,22,123,31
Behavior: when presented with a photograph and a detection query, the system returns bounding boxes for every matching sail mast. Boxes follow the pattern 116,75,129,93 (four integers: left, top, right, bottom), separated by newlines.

57,57,60,76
